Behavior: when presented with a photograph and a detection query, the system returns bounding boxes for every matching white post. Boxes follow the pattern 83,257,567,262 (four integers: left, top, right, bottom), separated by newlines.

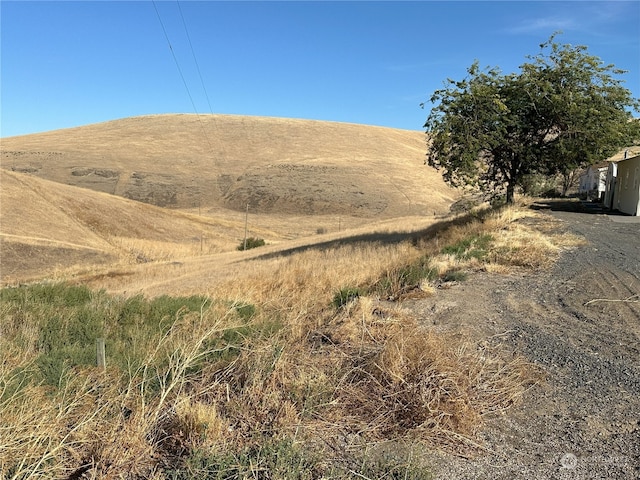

96,338,106,370
243,203,249,250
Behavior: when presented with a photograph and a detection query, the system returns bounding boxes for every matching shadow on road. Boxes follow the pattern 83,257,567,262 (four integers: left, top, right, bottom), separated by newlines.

530,198,631,216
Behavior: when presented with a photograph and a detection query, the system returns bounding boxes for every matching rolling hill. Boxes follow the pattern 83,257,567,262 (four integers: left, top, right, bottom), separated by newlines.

0,169,288,284
1,114,455,216
0,114,457,287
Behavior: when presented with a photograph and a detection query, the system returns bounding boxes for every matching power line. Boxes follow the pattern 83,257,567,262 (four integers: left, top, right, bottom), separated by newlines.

176,0,214,116
175,0,226,172
151,0,213,152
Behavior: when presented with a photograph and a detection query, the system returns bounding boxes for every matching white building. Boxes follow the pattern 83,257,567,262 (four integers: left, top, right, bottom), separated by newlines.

578,162,609,201
610,154,640,216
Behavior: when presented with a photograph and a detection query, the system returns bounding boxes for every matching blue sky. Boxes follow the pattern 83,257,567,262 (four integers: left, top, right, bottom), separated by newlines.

1,1,639,137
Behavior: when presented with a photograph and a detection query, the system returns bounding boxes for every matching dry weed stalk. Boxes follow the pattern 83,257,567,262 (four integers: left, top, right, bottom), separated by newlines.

0,303,240,479
325,298,539,453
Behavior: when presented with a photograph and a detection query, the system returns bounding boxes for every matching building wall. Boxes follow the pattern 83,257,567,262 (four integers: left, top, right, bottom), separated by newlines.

579,166,608,200
603,162,617,209
613,155,640,216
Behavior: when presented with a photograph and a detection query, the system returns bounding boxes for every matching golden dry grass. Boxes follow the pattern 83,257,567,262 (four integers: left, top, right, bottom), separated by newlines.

1,114,456,217
0,202,579,477
0,113,458,286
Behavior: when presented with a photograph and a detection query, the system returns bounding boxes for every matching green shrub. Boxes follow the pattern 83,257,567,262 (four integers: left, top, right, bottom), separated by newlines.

345,450,433,480
166,439,432,480
375,256,439,298
1,283,214,386
233,302,256,321
0,282,93,308
441,234,493,261
166,439,322,479
520,173,560,197
333,287,362,309
237,237,266,251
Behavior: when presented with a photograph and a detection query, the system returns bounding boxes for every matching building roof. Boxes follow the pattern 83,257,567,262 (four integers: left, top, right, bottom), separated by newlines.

606,147,640,162
588,161,610,170
616,153,640,164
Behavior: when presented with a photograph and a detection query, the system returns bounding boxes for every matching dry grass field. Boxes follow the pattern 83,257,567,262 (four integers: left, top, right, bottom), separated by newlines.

1,114,455,215
1,114,456,286
1,115,595,479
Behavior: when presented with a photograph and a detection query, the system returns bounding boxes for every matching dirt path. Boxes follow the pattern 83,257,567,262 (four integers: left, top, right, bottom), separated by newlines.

407,202,640,479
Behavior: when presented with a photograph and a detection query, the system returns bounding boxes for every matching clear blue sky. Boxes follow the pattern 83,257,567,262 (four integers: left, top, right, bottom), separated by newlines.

1,1,639,137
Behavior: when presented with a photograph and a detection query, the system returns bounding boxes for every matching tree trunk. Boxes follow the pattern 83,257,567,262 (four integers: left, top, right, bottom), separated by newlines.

506,181,515,204
562,170,576,197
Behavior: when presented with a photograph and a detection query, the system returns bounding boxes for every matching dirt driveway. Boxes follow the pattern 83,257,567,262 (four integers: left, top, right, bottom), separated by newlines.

407,201,640,479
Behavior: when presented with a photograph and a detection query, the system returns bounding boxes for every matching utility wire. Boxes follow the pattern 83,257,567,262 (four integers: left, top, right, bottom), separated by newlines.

151,0,213,152
175,0,226,172
177,0,214,116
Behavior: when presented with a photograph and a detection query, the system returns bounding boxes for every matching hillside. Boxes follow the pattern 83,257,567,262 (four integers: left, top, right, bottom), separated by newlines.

1,114,456,217
0,114,457,286
0,170,284,285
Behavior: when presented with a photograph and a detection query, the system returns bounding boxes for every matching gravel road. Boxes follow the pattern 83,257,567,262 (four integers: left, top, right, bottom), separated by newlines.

408,201,640,479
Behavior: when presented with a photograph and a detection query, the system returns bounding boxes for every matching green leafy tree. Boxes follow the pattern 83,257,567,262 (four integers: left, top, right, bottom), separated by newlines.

424,35,640,203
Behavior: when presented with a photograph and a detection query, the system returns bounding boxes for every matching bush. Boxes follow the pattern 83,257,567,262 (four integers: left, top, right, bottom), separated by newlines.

237,237,266,251
333,287,362,309
167,439,432,480
167,439,323,479
442,270,468,282
1,283,213,386
520,173,560,198
375,256,439,298
441,234,492,261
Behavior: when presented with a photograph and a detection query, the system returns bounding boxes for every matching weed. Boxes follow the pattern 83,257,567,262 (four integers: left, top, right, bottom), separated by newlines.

441,233,493,261
237,237,266,251
166,439,322,479
342,448,433,480
1,284,214,386
233,302,256,321
442,270,468,282
375,256,439,298
333,287,362,309
0,282,93,308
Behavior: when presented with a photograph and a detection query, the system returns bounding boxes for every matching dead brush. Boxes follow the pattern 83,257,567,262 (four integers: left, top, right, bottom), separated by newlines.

197,324,340,449
327,298,539,452
0,302,241,479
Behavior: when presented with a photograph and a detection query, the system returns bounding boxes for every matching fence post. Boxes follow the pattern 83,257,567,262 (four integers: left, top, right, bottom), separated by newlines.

97,338,106,370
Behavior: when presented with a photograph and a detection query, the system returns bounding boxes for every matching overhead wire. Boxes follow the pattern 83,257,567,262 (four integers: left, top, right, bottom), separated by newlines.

175,0,226,174
152,3,411,217
151,0,213,154
176,0,214,116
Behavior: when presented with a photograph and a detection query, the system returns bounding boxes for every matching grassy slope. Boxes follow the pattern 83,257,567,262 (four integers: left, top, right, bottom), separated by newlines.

1,203,580,478
1,114,456,216
1,114,457,287
0,170,283,284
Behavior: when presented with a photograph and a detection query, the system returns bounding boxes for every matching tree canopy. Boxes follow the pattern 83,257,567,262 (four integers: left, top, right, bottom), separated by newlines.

423,35,640,203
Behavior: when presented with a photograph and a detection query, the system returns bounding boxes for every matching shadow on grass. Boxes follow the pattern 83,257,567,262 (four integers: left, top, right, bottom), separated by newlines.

248,209,490,261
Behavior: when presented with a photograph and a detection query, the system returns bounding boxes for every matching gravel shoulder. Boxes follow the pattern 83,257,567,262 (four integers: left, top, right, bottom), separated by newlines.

407,201,640,479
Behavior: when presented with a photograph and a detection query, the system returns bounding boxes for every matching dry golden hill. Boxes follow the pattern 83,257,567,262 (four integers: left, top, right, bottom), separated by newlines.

1,114,456,217
0,169,285,285
1,114,458,288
